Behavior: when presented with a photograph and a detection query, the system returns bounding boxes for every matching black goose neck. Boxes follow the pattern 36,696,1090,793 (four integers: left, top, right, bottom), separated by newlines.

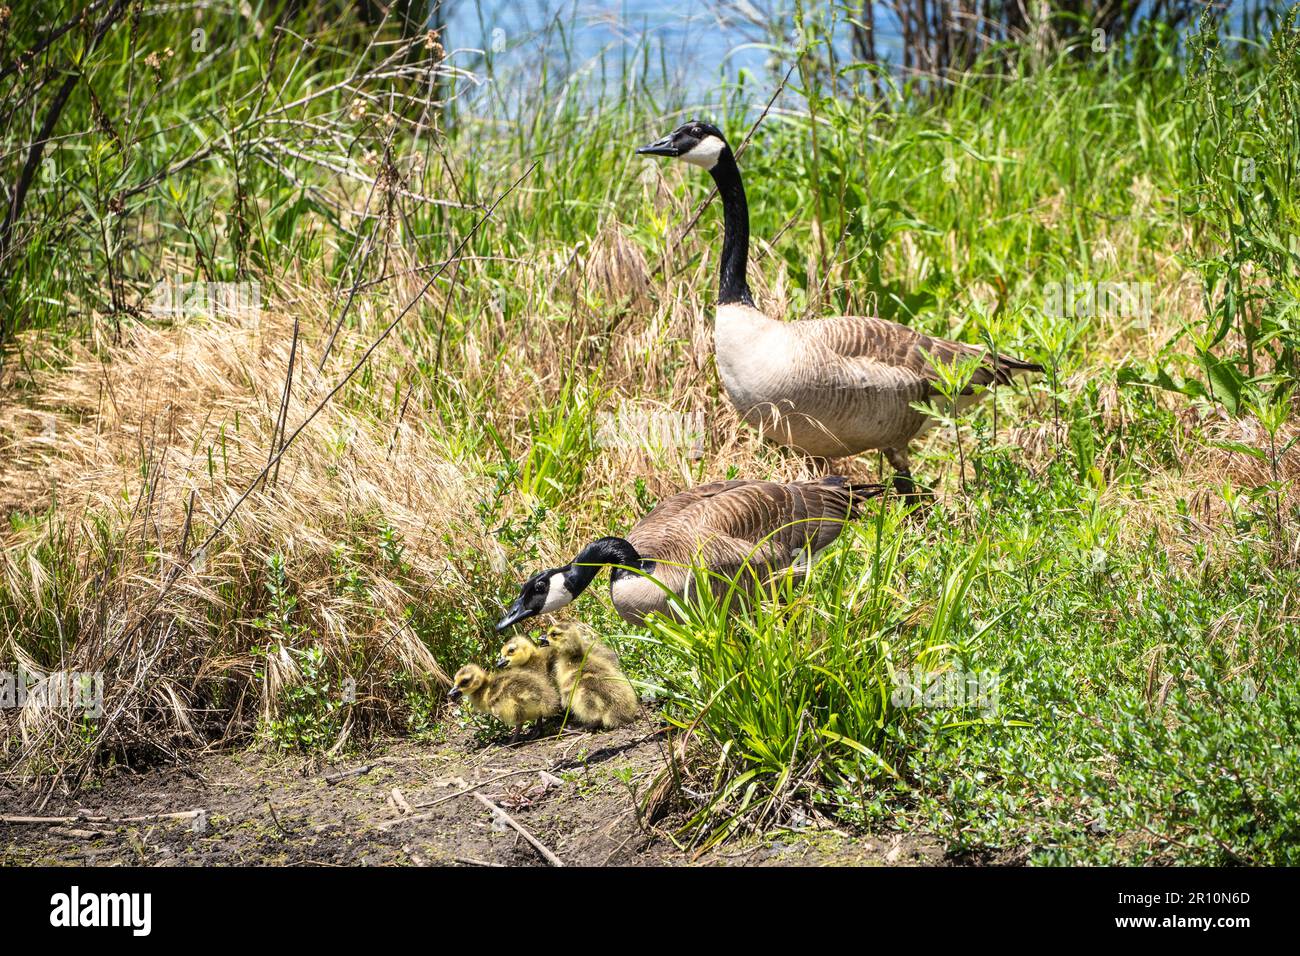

572,537,650,584
708,148,753,307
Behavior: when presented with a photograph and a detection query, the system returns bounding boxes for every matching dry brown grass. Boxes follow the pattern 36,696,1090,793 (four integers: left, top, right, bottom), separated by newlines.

0,293,487,783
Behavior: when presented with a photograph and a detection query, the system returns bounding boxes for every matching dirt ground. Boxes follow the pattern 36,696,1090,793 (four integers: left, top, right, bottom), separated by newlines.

0,716,947,867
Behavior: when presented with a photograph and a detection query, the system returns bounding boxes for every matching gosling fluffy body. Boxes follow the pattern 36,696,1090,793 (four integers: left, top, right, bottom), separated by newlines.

542,623,638,730
447,663,560,732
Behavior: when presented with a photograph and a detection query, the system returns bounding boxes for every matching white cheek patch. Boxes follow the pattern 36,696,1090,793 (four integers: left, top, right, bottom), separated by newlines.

681,135,726,169
541,572,574,613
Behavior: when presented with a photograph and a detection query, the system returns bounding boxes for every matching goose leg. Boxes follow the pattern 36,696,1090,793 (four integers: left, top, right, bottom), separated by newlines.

884,446,924,504
804,455,833,475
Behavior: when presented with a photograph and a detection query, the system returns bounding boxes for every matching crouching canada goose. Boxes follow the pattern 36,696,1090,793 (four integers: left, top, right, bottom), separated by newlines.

637,121,1042,494
496,476,883,628
448,663,560,736
539,622,638,730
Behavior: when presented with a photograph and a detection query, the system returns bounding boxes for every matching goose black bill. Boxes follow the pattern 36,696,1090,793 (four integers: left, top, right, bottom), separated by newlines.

495,601,536,632
636,135,681,157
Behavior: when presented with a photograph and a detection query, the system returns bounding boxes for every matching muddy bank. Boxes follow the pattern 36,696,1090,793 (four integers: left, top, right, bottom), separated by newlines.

0,719,946,867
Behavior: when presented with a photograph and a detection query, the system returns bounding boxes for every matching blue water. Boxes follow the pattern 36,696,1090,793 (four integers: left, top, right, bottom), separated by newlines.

437,0,1271,118
445,0,893,103
444,0,1268,94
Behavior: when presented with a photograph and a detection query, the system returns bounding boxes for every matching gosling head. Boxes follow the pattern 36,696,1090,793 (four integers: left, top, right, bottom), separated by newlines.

496,566,579,631
447,664,488,702
537,621,584,655
637,120,730,171
495,636,540,669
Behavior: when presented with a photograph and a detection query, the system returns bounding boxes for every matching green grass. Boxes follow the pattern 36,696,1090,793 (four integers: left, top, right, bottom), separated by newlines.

610,430,1299,863
2,3,1299,863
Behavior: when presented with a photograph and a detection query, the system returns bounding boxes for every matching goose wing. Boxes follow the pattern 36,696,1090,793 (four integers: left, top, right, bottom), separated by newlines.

800,315,1041,394
628,478,882,574
631,480,757,528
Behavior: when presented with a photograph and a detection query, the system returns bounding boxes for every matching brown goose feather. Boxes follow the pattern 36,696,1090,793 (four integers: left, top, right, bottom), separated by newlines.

609,477,883,622
634,120,1041,472
807,315,1042,393
714,303,1041,460
496,479,884,629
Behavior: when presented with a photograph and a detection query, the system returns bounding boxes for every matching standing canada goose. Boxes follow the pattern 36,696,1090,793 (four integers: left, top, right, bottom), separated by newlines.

496,476,883,629
636,121,1042,494
538,622,639,730
447,663,560,736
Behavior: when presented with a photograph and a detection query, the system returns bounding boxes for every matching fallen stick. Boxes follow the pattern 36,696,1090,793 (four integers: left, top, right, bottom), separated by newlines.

323,764,375,785
0,810,204,825
379,738,643,831
0,815,78,824
50,827,111,839
266,799,294,838
410,767,542,808
471,791,564,867
389,788,413,815
379,766,549,828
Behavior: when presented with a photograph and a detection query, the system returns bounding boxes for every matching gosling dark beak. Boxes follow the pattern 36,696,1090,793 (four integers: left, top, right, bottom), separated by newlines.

494,657,509,669
447,687,462,702
536,634,551,647
496,600,536,632
636,135,680,157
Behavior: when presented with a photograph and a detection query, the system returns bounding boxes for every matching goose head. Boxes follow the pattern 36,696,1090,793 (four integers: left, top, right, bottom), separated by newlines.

496,566,580,631
448,664,488,702
637,120,730,170
497,538,639,631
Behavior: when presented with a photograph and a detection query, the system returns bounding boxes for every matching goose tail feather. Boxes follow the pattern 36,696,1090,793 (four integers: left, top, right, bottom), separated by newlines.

812,476,887,519
990,353,1044,383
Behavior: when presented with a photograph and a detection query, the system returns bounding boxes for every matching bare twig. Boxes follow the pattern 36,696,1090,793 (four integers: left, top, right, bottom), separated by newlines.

266,799,293,838
0,0,117,82
471,791,564,867
323,764,375,785
379,766,550,827
104,164,536,650
0,0,129,276
0,809,204,825
269,316,299,487
14,163,537,789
